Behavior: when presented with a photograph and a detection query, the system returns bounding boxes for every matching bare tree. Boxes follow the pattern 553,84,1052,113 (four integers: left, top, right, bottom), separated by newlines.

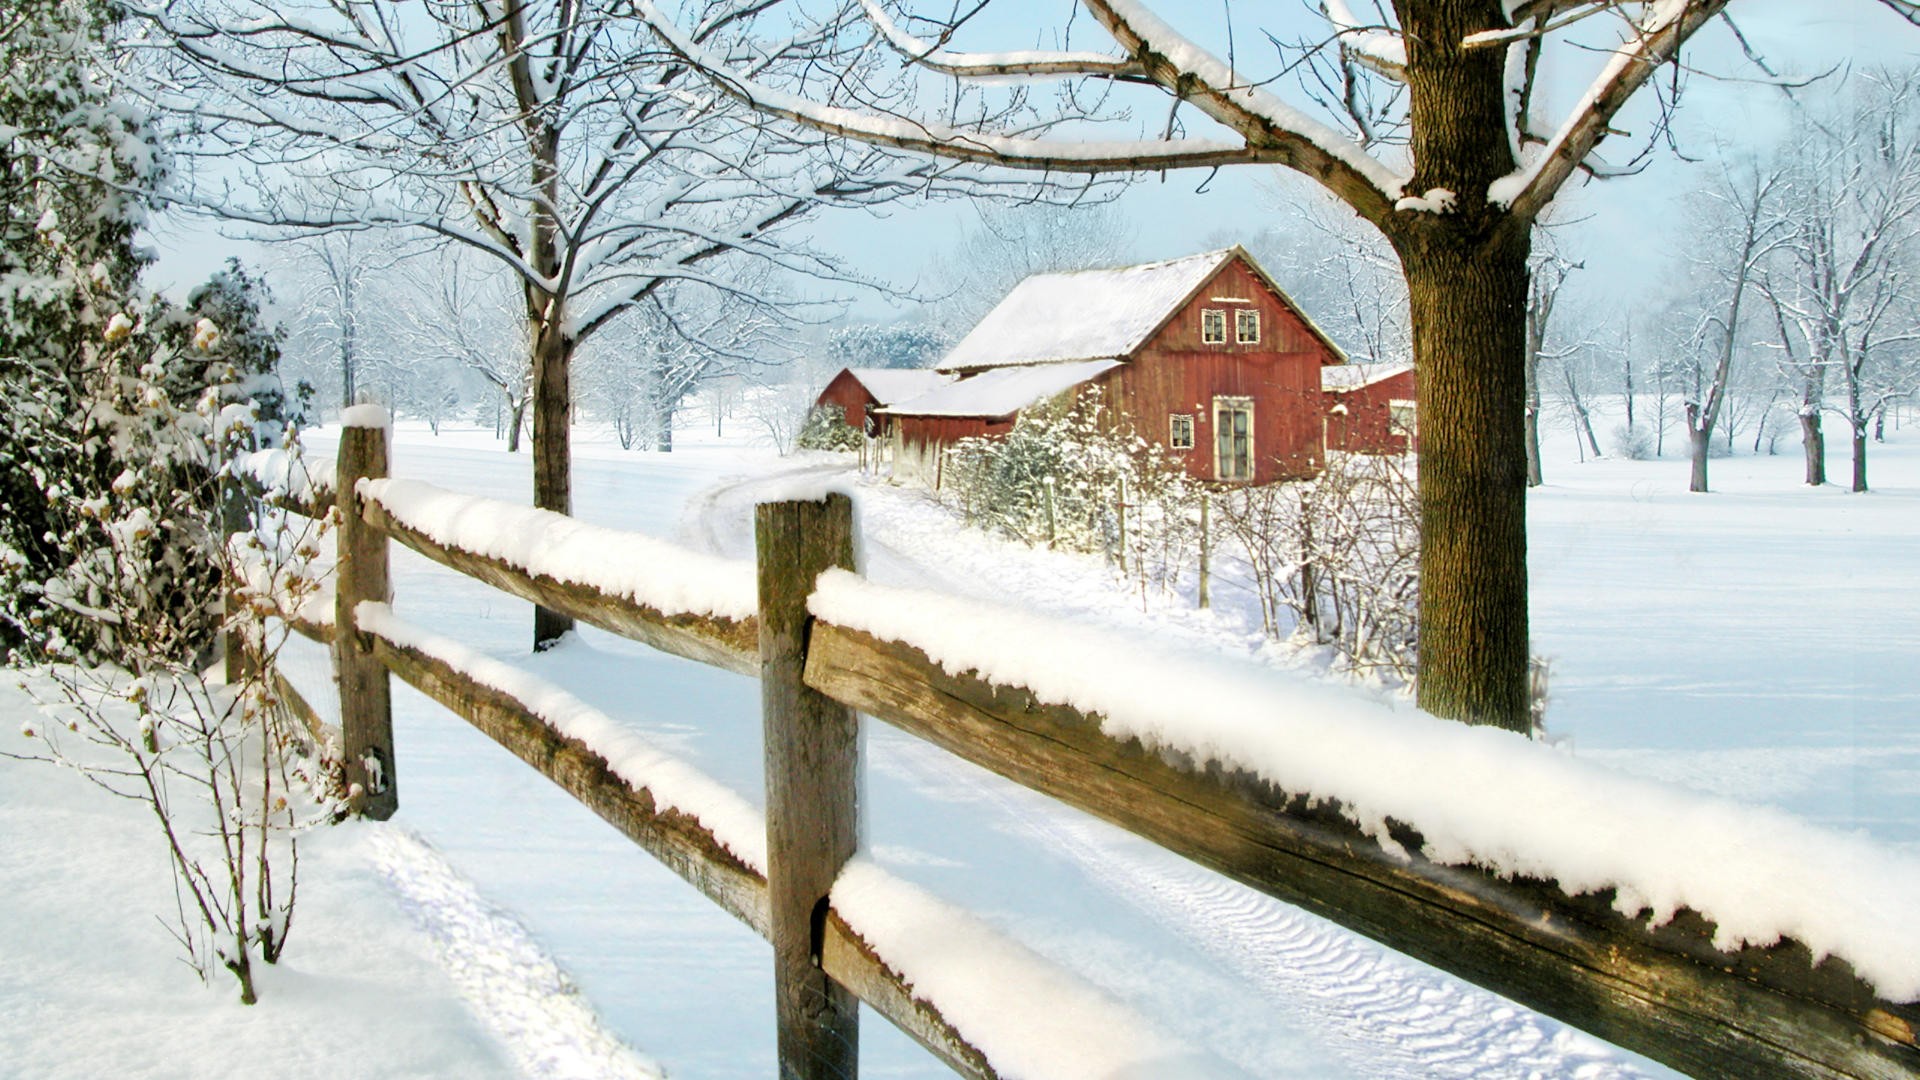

1676,161,1787,491
382,249,535,452
1762,70,1920,491
636,0,1919,730
271,233,405,413
132,0,936,647
1524,253,1579,485
930,201,1136,336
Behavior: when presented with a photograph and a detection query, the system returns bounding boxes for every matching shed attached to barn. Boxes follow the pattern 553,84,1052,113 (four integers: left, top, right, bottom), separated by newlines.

812,367,955,437
883,246,1348,486
1322,362,1418,455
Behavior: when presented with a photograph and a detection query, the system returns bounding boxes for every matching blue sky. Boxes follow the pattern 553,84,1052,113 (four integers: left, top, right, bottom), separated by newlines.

147,1,1917,328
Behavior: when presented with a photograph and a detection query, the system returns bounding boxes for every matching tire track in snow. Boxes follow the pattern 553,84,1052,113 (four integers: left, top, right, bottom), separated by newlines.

364,829,666,1080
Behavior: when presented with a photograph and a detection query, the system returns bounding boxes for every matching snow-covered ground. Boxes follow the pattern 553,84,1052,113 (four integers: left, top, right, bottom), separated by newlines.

4,411,1914,1078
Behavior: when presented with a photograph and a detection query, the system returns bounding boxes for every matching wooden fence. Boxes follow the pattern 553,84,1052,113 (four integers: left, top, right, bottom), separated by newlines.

241,418,1918,1080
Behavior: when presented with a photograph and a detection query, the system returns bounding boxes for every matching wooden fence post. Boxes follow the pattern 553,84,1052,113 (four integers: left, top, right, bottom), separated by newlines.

334,409,397,820
756,494,860,1080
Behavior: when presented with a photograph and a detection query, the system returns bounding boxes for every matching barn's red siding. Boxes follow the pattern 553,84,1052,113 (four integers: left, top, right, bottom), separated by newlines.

1324,368,1419,455
1106,258,1339,483
815,369,881,433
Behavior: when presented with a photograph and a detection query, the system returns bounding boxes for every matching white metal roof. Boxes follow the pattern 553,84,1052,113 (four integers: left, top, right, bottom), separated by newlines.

1321,361,1414,392
935,249,1238,373
843,367,955,404
882,360,1123,419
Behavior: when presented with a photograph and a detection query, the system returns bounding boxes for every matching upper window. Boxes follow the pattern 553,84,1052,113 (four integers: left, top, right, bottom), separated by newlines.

1169,414,1195,450
1200,308,1227,344
1235,309,1260,344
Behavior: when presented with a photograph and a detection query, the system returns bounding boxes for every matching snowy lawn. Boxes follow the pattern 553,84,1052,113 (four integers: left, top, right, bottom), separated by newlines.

4,415,1914,1078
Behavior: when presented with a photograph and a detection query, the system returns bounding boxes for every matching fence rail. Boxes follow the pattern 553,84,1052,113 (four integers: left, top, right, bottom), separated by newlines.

238,418,1918,1080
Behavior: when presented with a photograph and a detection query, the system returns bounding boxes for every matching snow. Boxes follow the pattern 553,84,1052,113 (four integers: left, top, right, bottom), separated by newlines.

832,857,1236,1080
843,367,955,405
937,249,1233,372
807,568,1920,999
233,447,335,505
355,602,770,872
10,407,1920,1078
1393,187,1457,215
340,403,390,429
359,477,756,621
887,360,1123,420
1320,361,1413,391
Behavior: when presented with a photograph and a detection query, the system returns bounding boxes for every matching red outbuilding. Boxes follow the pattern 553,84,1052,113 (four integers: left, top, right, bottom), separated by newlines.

812,367,954,437
1322,362,1418,455
882,246,1353,486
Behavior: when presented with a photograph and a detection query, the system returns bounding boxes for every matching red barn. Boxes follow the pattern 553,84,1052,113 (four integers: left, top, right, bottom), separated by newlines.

1322,362,1418,455
812,367,954,436
883,246,1348,486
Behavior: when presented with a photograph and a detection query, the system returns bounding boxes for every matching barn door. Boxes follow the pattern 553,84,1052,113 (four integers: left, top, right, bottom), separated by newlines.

1214,396,1254,481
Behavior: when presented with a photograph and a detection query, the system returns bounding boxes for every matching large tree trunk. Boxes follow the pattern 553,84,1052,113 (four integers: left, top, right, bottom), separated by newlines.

1390,0,1532,733
531,323,575,648
1523,368,1543,487
653,392,675,453
506,394,527,453
1398,230,1533,733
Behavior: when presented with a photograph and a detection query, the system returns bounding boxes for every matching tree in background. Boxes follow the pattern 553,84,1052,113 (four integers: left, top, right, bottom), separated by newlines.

133,0,946,648
825,322,950,372
930,202,1135,337
1761,70,1920,492
630,0,1920,729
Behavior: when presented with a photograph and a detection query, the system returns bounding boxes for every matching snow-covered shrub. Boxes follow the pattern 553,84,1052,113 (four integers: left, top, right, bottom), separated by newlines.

1,0,325,1005
944,388,1198,597
796,404,863,452
1217,453,1420,680
1611,423,1655,461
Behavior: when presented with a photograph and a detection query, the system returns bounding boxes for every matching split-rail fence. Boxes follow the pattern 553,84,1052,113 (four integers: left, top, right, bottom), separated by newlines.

237,418,1918,1080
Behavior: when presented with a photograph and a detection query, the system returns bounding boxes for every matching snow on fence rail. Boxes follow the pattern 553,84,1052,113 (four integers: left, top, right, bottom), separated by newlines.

234,421,1920,1080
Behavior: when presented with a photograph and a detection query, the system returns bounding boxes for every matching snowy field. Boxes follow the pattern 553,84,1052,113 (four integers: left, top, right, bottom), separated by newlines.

4,409,1916,1078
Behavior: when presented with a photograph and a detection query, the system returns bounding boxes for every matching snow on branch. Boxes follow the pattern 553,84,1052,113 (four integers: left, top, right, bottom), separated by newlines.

810,569,1920,1002
356,478,757,621
857,0,1146,81
1491,0,1730,218
634,0,1404,219
354,603,770,871
1322,0,1408,79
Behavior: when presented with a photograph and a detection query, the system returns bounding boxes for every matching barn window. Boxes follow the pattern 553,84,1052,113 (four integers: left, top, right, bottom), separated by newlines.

1389,399,1418,438
1200,308,1227,344
1169,414,1195,450
1235,309,1260,344
1214,397,1254,481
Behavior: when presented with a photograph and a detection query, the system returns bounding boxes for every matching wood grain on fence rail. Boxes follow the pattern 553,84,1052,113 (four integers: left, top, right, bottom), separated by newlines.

354,613,998,1080
354,496,758,676
803,621,1920,1080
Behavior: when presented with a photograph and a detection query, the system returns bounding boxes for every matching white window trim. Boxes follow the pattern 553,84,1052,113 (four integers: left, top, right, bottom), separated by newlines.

1235,308,1260,344
1168,413,1195,450
1389,398,1418,438
1200,308,1227,344
1213,395,1255,482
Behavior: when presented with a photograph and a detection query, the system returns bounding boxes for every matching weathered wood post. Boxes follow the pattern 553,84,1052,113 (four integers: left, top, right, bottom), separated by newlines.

1197,491,1211,610
334,407,397,820
1044,476,1057,547
756,493,860,1080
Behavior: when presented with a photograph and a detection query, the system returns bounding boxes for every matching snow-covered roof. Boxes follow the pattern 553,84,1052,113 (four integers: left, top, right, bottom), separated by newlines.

1321,362,1414,392
936,249,1238,373
844,367,955,405
883,360,1122,419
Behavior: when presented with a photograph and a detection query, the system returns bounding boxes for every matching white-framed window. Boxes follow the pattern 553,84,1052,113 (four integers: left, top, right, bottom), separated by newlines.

1214,396,1254,481
1235,308,1260,344
1200,308,1227,344
1169,414,1195,450
1389,399,1417,439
